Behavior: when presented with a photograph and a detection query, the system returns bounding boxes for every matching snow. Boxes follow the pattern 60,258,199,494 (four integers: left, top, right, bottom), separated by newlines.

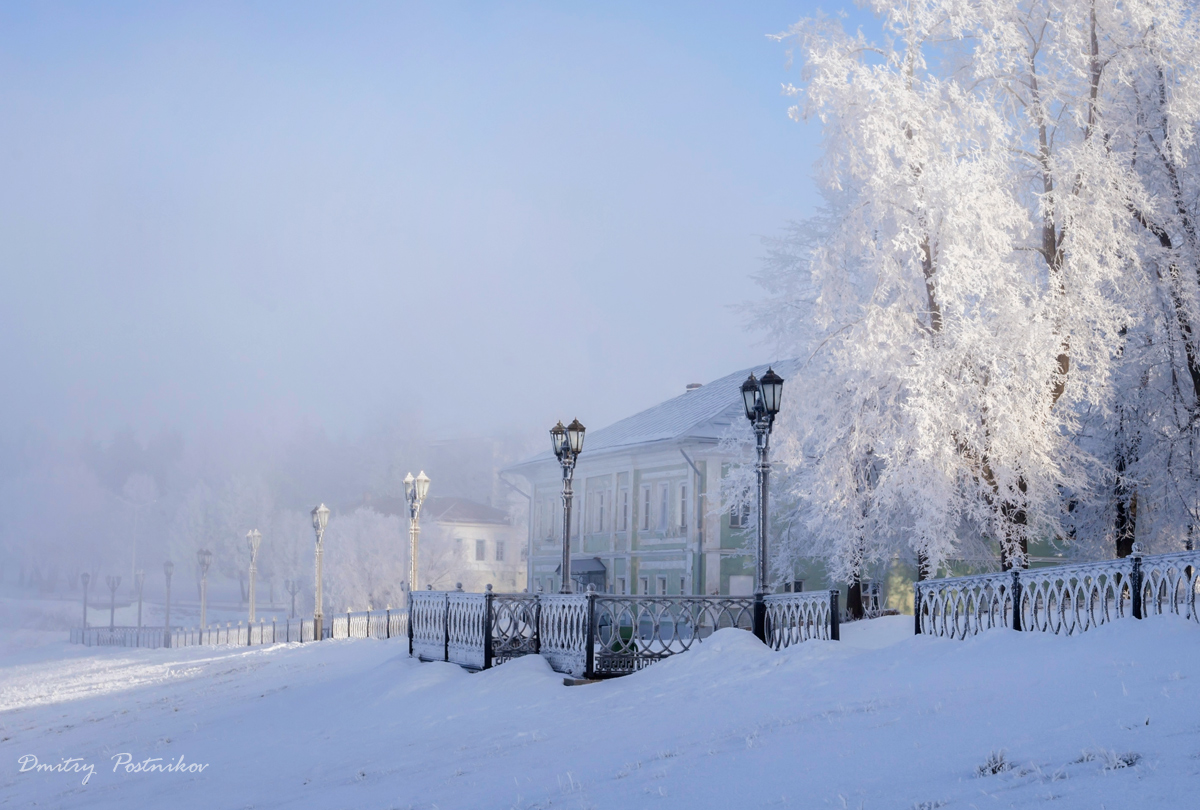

2,615,1198,808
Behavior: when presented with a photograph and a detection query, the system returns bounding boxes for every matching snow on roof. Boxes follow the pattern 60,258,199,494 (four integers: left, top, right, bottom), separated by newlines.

508,359,801,470
359,495,511,526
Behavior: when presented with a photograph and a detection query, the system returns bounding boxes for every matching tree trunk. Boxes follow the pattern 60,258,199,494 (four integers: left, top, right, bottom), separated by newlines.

847,576,865,621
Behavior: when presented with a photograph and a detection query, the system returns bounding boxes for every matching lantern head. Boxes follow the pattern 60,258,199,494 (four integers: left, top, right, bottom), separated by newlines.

566,419,586,455
758,367,784,416
311,503,330,533
741,373,760,422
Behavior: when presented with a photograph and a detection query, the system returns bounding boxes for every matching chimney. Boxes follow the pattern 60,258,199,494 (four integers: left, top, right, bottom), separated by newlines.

686,383,702,392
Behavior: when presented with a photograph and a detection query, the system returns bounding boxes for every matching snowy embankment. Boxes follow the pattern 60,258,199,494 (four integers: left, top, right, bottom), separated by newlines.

1,616,1197,809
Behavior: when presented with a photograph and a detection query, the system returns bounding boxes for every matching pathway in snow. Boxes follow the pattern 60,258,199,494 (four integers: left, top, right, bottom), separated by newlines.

1,615,1197,809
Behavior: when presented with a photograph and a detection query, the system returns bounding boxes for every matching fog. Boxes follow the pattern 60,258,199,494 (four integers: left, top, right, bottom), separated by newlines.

0,2,865,603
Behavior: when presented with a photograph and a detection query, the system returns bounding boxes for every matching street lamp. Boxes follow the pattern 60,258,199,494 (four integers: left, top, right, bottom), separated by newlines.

163,561,174,647
284,578,300,619
197,549,212,630
106,575,121,631
311,504,330,641
551,418,586,593
135,570,145,629
80,572,90,629
246,529,262,623
404,472,430,592
741,367,784,640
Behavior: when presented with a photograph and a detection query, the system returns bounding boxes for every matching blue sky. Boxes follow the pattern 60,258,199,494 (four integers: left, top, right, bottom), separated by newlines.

0,1,878,443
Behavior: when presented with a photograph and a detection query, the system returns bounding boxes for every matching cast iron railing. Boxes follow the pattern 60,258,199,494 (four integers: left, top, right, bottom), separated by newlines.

70,608,409,649
765,590,839,649
915,548,1200,638
409,588,840,678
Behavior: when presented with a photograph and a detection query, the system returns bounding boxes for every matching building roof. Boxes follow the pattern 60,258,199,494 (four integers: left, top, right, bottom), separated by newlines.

507,359,800,472
359,495,511,526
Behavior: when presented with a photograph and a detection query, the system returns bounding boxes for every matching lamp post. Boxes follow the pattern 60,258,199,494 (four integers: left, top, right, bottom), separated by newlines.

246,529,262,623
550,419,586,593
403,472,430,592
80,572,90,628
105,575,121,631
197,549,212,630
135,570,145,629
284,578,300,618
311,504,330,641
741,367,784,641
163,561,174,647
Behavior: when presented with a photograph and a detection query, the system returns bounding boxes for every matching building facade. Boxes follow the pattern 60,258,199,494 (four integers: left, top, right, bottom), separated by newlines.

365,495,526,593
506,362,801,597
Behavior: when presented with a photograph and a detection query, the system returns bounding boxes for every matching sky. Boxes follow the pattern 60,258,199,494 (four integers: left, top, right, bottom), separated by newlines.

0,1,877,445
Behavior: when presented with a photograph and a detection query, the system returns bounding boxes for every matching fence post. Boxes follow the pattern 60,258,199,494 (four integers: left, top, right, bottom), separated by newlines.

1011,570,1023,631
443,593,450,663
407,591,415,656
752,593,766,642
913,582,922,635
829,589,840,641
483,585,494,670
533,595,542,654
584,586,597,679
1131,550,1143,620
385,608,391,639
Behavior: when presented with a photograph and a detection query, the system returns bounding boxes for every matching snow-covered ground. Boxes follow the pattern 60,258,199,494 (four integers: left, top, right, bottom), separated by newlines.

2,615,1197,809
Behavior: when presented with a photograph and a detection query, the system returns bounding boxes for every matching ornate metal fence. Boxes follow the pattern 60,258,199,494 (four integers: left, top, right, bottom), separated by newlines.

592,595,755,676
536,594,591,676
447,593,489,669
330,608,408,641
71,627,169,648
410,590,449,662
490,593,540,664
71,609,409,649
1139,551,1200,620
764,591,839,649
916,549,1200,639
915,571,1017,639
409,588,839,678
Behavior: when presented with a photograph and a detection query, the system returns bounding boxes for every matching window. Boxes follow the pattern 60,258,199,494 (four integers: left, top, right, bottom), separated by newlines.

617,577,626,595
659,485,669,531
542,500,555,539
592,491,606,533
679,485,688,531
619,489,629,531
680,576,687,595
730,502,750,528
475,539,485,561
656,576,667,595
638,576,648,595
495,541,505,562
641,487,651,530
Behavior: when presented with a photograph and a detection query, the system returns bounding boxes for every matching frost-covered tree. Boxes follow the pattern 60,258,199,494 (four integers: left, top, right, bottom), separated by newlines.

750,0,1200,585
323,507,407,612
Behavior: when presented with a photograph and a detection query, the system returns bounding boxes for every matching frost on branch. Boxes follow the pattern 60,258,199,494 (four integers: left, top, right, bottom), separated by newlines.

745,0,1200,585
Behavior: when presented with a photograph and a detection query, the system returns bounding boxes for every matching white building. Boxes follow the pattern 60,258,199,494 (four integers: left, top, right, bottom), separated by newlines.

364,495,526,593
505,362,801,596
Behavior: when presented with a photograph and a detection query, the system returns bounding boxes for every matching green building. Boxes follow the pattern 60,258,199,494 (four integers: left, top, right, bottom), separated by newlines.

506,361,807,598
